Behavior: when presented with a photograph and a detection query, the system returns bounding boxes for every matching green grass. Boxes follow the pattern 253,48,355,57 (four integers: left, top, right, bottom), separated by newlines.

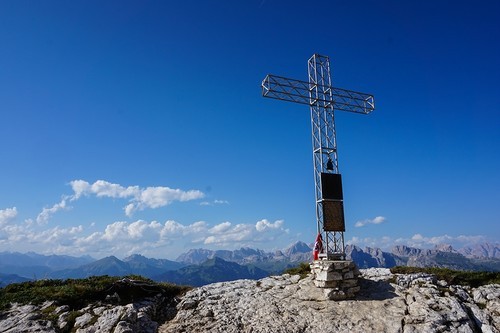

284,262,311,279
0,275,190,311
390,266,500,287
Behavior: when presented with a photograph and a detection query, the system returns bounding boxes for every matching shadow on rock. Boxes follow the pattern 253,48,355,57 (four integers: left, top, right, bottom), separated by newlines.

356,278,398,301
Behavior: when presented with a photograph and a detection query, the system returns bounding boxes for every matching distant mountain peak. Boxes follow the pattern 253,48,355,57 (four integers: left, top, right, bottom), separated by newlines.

124,254,147,261
391,245,422,257
459,242,500,259
434,244,457,253
176,248,215,264
285,241,312,256
155,256,268,286
101,255,121,262
203,256,233,266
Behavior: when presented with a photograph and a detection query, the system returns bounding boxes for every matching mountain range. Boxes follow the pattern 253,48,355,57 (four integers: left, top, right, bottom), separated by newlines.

0,241,498,287
50,254,184,279
0,251,94,280
155,257,269,286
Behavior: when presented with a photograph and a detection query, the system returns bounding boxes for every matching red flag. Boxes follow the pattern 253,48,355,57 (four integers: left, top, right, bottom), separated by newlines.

313,233,323,260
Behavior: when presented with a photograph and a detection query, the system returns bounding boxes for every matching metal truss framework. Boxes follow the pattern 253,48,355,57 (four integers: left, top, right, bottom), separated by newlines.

262,54,375,259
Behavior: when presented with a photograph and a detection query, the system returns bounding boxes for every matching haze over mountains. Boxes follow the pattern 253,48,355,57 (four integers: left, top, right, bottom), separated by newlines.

0,242,498,287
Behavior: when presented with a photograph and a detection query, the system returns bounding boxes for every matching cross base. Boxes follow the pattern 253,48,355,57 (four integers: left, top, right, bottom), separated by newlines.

310,260,360,300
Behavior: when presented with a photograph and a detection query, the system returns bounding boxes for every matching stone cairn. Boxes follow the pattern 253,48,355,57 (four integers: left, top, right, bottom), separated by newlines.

310,260,360,300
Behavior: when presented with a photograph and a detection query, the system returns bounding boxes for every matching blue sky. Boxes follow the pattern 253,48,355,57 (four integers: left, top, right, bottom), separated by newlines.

0,1,498,259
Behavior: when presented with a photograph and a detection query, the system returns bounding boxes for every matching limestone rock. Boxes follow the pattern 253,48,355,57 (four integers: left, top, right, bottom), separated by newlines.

360,267,392,281
159,270,500,333
0,293,178,333
0,304,57,333
396,272,436,288
160,273,406,333
472,284,500,330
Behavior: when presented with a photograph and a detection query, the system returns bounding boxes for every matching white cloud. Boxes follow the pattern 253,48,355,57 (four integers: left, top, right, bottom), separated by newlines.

36,199,69,225
407,233,486,248
411,233,424,241
71,180,205,216
31,179,206,223
160,220,208,239
0,217,188,257
209,221,232,234
0,207,17,226
346,236,392,249
130,186,204,214
0,222,85,253
204,219,288,246
255,219,284,232
354,216,386,227
72,218,288,256
70,180,139,200
200,199,229,206
124,203,136,217
456,235,486,244
102,220,163,241
203,228,250,245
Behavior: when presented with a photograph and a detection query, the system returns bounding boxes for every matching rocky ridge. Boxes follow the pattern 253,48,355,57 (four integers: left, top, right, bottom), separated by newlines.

160,268,500,333
0,279,179,333
1,270,499,333
0,295,174,333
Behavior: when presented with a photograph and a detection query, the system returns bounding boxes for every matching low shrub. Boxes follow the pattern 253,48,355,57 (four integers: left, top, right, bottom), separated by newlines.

284,262,311,279
390,266,500,287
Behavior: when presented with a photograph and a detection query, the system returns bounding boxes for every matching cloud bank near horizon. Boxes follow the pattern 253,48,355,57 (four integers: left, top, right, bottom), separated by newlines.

0,204,290,258
1,204,492,259
346,233,488,251
0,180,293,258
0,179,494,259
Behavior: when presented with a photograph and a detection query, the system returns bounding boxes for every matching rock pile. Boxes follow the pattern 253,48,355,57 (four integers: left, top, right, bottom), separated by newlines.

310,260,360,300
159,268,500,333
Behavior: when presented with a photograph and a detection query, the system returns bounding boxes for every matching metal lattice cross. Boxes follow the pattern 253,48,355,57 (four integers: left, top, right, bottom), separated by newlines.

261,54,375,259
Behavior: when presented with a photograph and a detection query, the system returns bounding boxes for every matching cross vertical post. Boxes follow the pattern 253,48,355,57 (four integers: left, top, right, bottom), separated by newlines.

262,54,375,260
308,54,343,259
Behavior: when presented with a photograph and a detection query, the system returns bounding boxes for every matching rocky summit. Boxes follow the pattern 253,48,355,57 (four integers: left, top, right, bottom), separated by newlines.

1,269,499,333
159,268,500,333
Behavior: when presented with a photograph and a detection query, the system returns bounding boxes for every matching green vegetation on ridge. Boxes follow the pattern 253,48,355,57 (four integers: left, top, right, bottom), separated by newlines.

390,266,500,287
284,262,311,279
0,275,190,311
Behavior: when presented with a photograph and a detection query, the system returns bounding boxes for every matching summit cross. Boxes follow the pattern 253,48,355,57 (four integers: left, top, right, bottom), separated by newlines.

261,54,375,259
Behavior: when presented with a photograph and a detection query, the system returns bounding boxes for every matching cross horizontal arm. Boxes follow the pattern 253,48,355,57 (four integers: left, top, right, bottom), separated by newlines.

262,74,375,114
